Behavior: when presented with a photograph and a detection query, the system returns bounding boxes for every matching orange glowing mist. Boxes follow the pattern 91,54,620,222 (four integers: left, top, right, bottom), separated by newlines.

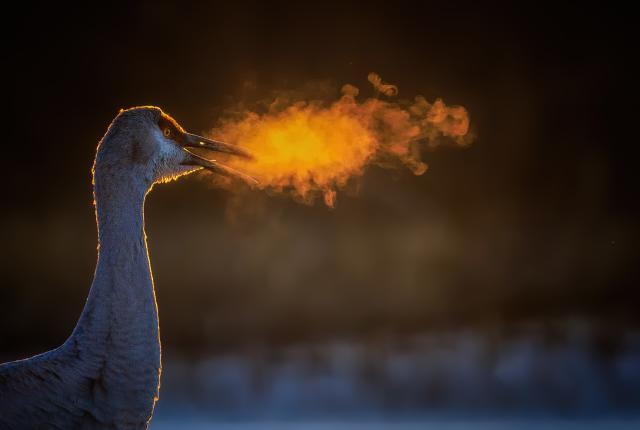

209,73,471,206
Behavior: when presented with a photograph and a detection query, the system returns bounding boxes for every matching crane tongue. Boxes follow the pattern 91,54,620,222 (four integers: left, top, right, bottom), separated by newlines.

183,152,258,186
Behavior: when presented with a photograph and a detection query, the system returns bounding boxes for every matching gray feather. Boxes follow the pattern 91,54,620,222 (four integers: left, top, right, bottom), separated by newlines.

0,107,196,430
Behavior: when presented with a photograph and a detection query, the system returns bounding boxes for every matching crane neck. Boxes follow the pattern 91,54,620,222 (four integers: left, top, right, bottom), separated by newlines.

94,171,148,243
66,165,161,398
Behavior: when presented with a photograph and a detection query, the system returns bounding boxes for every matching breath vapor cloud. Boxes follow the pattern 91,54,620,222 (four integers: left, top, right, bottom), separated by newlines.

207,73,472,207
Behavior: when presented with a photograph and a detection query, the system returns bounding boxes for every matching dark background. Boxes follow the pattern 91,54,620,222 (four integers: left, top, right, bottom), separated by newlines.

3,1,638,358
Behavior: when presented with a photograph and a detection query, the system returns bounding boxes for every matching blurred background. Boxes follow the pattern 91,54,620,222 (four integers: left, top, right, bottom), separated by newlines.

3,1,639,428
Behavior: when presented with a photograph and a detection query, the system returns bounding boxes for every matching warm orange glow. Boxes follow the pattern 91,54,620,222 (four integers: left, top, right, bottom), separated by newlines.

210,74,471,206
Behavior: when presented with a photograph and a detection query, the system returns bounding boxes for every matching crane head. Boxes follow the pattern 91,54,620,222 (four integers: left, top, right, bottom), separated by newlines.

97,106,257,186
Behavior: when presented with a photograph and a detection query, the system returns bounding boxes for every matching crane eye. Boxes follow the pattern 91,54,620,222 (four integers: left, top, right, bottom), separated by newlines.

163,128,171,138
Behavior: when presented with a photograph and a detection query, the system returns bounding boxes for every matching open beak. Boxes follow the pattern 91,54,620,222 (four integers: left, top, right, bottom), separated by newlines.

180,133,258,186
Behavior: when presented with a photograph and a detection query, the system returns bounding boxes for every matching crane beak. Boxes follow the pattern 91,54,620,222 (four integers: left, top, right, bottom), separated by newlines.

182,133,253,159
180,133,258,186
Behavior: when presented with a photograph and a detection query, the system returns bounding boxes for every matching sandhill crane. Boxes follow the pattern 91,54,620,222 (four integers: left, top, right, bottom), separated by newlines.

0,106,254,429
